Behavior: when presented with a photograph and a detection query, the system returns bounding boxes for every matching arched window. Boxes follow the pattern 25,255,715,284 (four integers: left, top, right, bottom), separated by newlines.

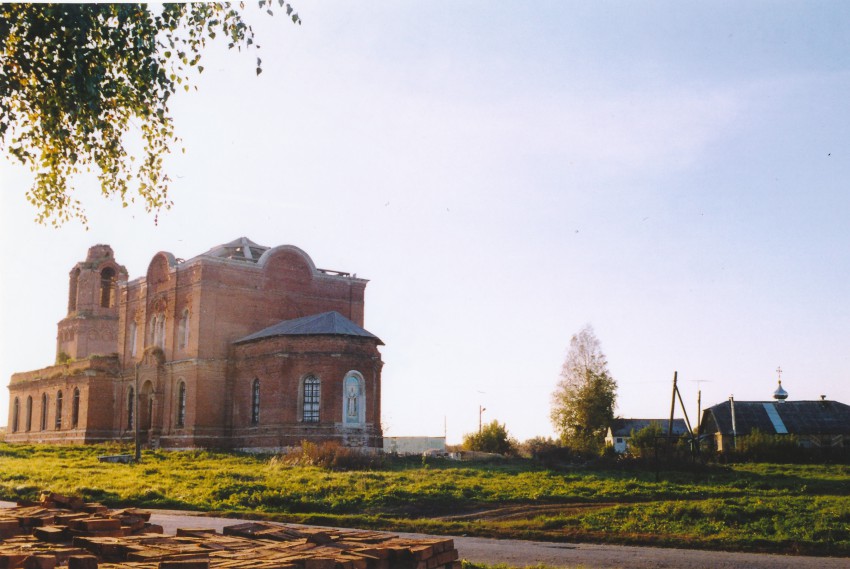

100,267,116,308
12,398,19,433
40,393,48,431
155,314,166,349
176,382,187,428
343,372,365,425
72,388,80,428
140,381,154,431
302,376,320,423
129,321,138,358
55,390,63,429
26,396,32,431
251,379,260,425
178,309,190,350
148,314,156,346
147,313,166,349
127,387,135,430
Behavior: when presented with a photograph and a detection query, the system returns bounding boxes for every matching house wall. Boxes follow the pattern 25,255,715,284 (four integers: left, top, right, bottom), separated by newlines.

604,432,629,453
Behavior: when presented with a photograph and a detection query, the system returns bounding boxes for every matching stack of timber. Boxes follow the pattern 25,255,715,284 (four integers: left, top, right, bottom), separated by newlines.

0,498,460,569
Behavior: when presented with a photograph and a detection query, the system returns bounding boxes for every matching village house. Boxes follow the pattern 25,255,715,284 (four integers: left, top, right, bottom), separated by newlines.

699,381,850,452
6,238,384,451
605,418,688,454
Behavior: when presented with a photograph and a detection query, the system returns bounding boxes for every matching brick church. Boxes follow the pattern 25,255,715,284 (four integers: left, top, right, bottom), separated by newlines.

6,238,384,450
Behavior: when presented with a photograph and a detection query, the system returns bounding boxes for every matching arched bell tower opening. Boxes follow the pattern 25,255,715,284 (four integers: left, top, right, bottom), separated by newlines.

68,268,80,313
100,267,116,308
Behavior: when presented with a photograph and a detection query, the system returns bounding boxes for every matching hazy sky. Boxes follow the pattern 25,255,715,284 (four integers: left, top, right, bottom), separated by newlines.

2,2,849,443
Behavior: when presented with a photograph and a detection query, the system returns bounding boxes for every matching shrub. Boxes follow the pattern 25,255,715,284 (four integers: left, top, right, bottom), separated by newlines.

724,429,813,463
628,423,663,458
55,351,73,364
517,436,559,459
462,420,516,455
516,437,583,466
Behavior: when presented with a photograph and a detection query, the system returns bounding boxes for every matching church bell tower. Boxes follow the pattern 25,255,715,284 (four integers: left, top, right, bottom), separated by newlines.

55,245,128,362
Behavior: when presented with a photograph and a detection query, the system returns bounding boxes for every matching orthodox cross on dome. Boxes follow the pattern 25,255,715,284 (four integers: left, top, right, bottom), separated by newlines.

773,365,788,402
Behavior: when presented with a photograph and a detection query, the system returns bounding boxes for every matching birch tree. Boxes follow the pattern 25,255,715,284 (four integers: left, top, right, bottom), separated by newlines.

0,2,298,226
550,325,617,451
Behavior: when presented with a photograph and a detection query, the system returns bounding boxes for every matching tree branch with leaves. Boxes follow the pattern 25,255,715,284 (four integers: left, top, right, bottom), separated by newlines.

0,2,298,226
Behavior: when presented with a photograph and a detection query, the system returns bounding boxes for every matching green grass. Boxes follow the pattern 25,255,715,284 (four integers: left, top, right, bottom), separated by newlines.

1,442,849,556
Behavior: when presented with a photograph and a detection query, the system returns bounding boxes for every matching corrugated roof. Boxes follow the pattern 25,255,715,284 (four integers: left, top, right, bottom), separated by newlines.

703,400,850,436
234,311,383,345
609,418,688,437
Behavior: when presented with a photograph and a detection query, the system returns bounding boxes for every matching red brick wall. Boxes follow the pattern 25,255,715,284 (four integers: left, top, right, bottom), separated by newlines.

5,357,120,444
7,241,381,450
228,335,383,449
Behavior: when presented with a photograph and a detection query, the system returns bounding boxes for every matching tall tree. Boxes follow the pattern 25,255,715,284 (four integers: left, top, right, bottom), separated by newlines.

0,2,298,226
550,325,617,451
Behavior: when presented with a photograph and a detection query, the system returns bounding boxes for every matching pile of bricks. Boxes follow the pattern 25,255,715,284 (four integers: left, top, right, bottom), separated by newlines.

0,493,163,541
0,496,460,569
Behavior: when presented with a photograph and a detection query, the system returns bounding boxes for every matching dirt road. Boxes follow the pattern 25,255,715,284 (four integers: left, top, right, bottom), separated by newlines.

147,510,849,569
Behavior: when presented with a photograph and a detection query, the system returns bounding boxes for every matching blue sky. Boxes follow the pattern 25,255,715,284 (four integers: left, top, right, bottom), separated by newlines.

2,2,849,442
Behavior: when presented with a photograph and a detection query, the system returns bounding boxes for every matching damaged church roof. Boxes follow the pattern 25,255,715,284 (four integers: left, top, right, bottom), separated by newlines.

202,237,270,263
235,311,383,345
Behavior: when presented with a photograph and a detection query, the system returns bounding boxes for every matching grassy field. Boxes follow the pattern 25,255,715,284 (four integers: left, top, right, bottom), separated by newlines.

1,442,849,556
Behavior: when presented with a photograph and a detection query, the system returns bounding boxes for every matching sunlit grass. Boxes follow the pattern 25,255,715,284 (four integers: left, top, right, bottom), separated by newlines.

1,442,849,555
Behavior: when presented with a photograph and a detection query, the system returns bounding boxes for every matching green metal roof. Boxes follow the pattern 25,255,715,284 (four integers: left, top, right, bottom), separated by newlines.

234,311,382,345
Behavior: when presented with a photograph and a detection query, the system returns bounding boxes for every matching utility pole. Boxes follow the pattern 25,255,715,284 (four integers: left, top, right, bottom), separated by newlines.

689,379,712,439
668,371,678,441
668,372,698,458
697,389,701,436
